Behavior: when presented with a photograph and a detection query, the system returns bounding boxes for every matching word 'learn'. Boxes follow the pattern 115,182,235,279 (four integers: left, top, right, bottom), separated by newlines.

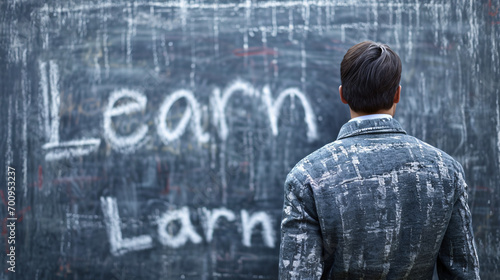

40,60,318,161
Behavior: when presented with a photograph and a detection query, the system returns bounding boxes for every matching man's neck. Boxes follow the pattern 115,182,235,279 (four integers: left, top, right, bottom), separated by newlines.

349,113,393,122
349,106,396,120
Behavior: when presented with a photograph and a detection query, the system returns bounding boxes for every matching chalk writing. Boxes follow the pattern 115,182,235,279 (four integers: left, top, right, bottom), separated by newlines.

262,85,317,142
202,207,236,242
241,210,276,248
213,80,318,142
157,206,203,248
100,197,276,255
40,61,318,160
156,89,210,144
103,89,149,153
100,196,153,256
40,60,101,161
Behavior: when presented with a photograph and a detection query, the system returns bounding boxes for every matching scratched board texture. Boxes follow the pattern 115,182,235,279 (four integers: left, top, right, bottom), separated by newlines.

0,0,499,279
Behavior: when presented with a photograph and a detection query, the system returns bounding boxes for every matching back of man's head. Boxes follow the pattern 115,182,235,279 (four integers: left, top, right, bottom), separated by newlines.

340,41,402,114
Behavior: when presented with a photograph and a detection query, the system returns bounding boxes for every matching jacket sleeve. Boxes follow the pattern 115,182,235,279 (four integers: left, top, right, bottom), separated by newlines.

437,166,480,279
279,172,323,279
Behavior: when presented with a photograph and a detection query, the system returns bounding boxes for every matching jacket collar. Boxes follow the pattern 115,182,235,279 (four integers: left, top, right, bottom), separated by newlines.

337,117,407,140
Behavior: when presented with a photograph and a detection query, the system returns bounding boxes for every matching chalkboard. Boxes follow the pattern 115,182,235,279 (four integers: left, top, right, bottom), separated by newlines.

1,0,499,279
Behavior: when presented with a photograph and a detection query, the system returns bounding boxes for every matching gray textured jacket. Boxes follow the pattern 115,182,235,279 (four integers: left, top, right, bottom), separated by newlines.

279,118,479,279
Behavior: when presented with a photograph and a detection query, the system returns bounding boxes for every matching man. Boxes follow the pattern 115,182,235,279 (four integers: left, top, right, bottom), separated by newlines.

279,41,480,279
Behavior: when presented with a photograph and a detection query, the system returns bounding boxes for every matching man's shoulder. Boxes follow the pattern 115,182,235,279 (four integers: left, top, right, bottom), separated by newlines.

409,136,463,169
287,134,464,185
285,140,343,185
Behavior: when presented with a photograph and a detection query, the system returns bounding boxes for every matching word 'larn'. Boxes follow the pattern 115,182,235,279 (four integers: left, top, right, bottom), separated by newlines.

100,197,276,256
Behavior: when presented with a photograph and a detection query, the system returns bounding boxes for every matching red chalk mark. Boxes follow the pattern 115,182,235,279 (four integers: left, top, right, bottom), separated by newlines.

233,47,277,57
326,40,345,51
440,43,455,51
56,262,72,277
162,185,181,195
16,206,30,223
157,158,172,195
0,191,7,206
475,185,494,192
488,0,499,17
37,165,43,189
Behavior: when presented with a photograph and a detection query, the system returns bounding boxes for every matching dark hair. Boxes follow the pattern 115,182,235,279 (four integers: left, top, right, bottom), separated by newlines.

340,41,402,113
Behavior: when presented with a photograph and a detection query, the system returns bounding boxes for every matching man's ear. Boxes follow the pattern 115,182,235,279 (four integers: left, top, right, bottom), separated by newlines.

339,85,348,104
393,85,401,104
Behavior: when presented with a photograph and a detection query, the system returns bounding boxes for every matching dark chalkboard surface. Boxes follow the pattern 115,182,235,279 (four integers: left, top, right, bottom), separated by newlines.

1,0,499,279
